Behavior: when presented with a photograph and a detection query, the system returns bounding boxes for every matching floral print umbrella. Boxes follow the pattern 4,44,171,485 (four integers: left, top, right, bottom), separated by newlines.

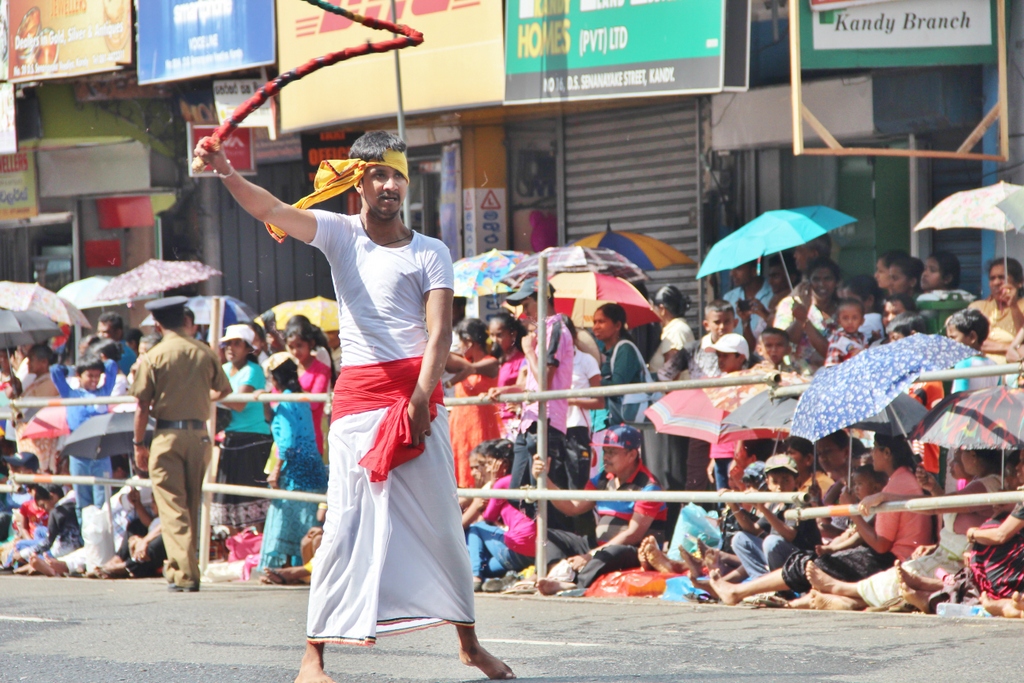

915,181,1023,233
501,246,648,289
452,249,526,297
96,259,222,302
0,281,90,327
791,334,976,442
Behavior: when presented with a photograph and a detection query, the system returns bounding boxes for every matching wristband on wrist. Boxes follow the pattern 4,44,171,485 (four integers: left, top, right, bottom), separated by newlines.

216,164,236,179
132,440,145,447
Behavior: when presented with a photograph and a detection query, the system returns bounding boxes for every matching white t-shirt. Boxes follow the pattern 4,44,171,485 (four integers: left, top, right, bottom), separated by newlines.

309,211,454,367
566,348,601,430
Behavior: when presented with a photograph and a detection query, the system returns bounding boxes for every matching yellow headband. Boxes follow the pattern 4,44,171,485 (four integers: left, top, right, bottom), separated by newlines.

266,149,409,242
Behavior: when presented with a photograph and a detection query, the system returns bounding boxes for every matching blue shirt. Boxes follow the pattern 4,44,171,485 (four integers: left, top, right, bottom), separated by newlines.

270,390,328,491
951,356,1000,394
223,361,270,435
50,360,119,431
117,341,137,376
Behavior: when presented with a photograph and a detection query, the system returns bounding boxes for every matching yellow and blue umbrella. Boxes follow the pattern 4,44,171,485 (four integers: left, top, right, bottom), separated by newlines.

453,249,526,297
574,224,695,271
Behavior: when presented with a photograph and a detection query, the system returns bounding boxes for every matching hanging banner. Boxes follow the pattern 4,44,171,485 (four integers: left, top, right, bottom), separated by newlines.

8,0,132,82
214,78,273,129
505,0,749,103
137,0,276,84
0,83,15,154
801,0,997,68
277,0,504,130
0,151,37,220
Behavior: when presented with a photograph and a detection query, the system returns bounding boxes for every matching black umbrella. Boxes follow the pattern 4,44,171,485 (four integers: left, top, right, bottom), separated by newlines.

62,411,155,460
724,391,926,438
0,310,62,348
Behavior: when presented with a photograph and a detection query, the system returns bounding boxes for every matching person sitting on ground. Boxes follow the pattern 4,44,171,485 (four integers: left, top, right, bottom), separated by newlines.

882,293,917,330
726,455,821,580
969,257,1024,363
533,425,667,596
918,251,975,303
839,275,885,346
85,483,164,580
946,308,999,394
463,439,536,592
261,527,323,586
807,448,1003,612
255,353,329,570
785,437,834,500
51,353,118,516
14,484,81,576
824,298,867,366
708,435,933,607
887,255,924,298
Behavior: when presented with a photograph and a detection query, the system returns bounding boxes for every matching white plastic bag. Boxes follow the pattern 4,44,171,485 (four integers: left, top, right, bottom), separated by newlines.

81,505,114,571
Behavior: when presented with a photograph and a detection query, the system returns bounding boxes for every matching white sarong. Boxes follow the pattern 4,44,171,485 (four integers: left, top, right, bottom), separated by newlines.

306,405,475,645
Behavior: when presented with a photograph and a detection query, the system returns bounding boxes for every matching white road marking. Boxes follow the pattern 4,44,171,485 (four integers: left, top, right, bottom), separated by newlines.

0,615,59,623
480,638,604,648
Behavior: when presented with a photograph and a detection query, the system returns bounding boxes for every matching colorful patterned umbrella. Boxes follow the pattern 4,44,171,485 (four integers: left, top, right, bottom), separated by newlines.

550,272,659,329
96,259,222,302
501,246,648,289
270,296,339,332
57,276,155,309
0,281,90,327
453,250,526,297
791,334,976,442
574,224,694,271
697,206,856,278
910,387,1024,450
645,370,806,444
916,181,1022,233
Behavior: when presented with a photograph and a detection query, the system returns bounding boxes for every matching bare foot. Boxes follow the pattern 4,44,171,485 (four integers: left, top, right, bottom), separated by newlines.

809,589,863,611
707,569,742,606
637,536,655,571
28,554,57,577
804,561,840,594
1011,591,1024,618
536,578,576,596
894,560,943,593
13,563,37,575
789,593,816,609
979,592,1018,618
295,642,335,683
697,538,719,570
897,571,932,613
457,626,516,680
678,546,707,579
644,542,688,575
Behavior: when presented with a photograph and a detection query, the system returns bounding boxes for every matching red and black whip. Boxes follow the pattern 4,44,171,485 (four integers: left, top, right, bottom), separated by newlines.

191,0,423,174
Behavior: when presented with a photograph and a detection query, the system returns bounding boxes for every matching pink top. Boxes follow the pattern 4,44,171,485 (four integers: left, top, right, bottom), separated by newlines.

483,475,537,557
299,358,332,454
874,466,934,561
519,315,574,434
497,350,525,421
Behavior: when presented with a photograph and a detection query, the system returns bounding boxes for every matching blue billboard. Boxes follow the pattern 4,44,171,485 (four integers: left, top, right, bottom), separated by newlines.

137,0,276,84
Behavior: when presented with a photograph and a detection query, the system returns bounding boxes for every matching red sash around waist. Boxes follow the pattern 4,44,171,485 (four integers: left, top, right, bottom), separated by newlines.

332,357,444,482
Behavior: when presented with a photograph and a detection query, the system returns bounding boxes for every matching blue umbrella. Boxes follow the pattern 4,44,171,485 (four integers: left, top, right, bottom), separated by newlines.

696,206,856,278
790,334,976,442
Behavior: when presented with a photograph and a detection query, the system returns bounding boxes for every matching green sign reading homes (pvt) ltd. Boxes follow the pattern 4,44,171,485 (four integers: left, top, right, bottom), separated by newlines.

505,0,748,104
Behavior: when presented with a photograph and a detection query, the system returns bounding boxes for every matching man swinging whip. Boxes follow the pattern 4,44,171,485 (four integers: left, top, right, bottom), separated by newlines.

194,131,515,683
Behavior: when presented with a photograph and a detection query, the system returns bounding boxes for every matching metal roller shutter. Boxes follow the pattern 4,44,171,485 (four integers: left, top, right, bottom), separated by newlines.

563,101,701,325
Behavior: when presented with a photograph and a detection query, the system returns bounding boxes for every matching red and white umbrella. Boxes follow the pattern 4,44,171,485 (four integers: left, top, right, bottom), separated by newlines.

550,272,659,329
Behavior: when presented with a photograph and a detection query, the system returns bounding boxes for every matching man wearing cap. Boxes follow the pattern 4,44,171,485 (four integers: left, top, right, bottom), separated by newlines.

500,277,575,525
193,131,513,681
728,454,821,579
532,424,668,595
129,296,232,593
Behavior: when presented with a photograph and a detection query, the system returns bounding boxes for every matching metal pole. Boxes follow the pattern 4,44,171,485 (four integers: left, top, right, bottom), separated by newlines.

390,0,410,228
535,254,549,578
772,362,1024,399
785,490,1024,522
198,296,223,577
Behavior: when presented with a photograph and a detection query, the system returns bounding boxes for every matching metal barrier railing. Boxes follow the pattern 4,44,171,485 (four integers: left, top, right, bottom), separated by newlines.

785,489,1024,521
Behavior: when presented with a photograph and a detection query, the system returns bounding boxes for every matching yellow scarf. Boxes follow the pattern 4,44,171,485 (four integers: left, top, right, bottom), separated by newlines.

265,149,409,242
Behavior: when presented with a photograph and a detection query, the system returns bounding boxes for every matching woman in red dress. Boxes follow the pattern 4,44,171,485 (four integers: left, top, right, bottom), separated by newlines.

447,318,502,488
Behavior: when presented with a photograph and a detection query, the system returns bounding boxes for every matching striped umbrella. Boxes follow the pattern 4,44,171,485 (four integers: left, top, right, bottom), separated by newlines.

550,272,659,329
574,223,695,270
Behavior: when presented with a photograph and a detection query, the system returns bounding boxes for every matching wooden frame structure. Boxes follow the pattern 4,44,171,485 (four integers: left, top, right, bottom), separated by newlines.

789,0,1009,162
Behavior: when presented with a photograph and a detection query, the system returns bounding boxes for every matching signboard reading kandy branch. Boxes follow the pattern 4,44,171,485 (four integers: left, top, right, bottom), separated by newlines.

276,0,504,131
801,0,996,68
0,152,37,220
8,0,131,82
505,0,744,103
137,0,276,85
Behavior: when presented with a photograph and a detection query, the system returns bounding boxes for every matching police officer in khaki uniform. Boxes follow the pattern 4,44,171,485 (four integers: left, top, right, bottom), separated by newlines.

130,296,232,592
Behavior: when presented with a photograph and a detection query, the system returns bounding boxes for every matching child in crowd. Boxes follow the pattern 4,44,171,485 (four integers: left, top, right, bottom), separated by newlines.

463,440,536,592
839,275,885,346
918,251,975,303
946,308,999,394
688,300,738,379
886,313,945,474
882,293,917,329
756,327,810,376
824,299,866,366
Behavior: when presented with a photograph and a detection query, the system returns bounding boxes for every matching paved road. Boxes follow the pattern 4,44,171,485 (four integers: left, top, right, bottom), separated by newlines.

1,575,1022,683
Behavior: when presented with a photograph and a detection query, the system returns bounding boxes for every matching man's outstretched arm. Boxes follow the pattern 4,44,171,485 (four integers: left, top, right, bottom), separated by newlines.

193,140,318,244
